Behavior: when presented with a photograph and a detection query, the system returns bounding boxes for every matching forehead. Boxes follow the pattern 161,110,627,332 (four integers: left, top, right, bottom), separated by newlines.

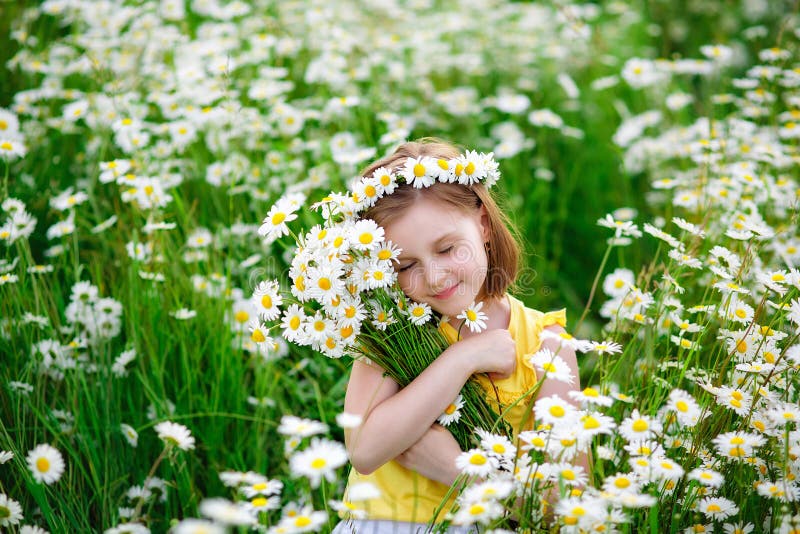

383,197,477,252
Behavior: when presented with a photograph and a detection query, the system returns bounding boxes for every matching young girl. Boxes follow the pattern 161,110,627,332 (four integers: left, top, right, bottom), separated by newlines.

334,140,583,533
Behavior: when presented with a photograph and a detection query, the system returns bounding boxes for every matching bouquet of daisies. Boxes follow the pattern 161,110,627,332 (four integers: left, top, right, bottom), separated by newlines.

251,151,511,450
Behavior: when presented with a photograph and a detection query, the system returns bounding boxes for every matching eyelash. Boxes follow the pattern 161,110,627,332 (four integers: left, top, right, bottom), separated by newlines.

398,246,454,273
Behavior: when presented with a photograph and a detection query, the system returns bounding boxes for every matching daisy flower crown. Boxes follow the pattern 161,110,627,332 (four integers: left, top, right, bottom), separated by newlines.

346,149,500,216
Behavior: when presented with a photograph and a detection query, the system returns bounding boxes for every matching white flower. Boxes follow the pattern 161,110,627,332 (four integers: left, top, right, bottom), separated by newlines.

0,450,13,463
539,329,593,353
406,301,432,326
26,444,65,485
289,438,348,488
277,415,328,437
437,394,464,426
456,301,488,333
697,496,739,519
199,498,256,526
455,449,500,477
590,340,623,355
527,348,574,384
618,409,662,442
170,308,197,320
258,197,301,242
452,499,504,526
335,412,363,429
121,424,139,447
275,505,327,532
0,138,27,160
399,156,436,188
173,519,225,534
154,421,195,451
348,219,384,251
0,493,24,527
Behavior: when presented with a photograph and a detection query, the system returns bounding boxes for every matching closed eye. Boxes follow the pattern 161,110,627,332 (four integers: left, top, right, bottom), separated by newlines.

439,245,453,254
398,262,414,273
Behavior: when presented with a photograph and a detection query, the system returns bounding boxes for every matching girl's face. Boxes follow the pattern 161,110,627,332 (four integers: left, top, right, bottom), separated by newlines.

383,195,490,317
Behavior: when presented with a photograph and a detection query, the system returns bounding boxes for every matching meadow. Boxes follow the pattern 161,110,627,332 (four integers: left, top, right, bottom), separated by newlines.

0,0,799,532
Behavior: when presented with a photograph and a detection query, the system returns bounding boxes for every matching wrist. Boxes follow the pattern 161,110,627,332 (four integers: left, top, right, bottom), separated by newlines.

442,342,479,379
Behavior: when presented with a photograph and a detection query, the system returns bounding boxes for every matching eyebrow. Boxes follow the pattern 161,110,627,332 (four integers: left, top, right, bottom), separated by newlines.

397,232,459,261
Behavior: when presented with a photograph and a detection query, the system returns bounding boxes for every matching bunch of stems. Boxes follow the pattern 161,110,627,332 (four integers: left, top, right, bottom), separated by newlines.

350,289,511,451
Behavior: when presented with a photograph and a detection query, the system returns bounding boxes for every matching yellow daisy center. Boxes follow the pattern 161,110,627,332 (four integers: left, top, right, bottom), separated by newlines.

36,457,50,472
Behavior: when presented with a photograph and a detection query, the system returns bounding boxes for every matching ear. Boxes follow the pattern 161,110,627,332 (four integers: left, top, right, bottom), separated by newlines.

478,204,490,242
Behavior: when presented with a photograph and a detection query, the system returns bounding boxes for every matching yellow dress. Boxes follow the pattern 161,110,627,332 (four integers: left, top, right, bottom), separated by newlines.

342,294,567,523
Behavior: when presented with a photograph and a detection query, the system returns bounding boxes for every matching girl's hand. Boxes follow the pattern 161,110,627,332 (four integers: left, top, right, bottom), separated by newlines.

394,424,462,486
452,328,516,380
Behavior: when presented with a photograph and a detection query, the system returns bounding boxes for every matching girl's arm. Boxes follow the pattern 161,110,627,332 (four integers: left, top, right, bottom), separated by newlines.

344,328,517,475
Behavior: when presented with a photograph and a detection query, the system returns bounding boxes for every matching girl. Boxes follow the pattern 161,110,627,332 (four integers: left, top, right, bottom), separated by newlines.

334,140,583,533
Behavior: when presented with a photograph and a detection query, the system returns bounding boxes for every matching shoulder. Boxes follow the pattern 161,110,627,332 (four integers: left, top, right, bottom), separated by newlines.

508,294,567,331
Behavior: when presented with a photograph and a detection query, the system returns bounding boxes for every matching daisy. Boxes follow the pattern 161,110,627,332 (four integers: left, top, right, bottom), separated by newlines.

671,335,699,351
173,519,225,534
456,301,488,333
527,349,574,384
455,448,500,477
370,166,398,195
602,472,641,494
477,430,516,460
0,450,13,463
567,386,614,407
596,214,642,238
26,444,65,484
0,138,27,160
455,150,487,186
437,394,464,426
578,411,616,437
372,240,402,263
589,340,623,355
277,415,328,437
539,329,593,353
170,308,197,320
199,498,256,526
652,457,684,481
406,301,432,326
120,424,139,447
399,156,436,188
335,412,363,429
289,438,347,488
280,304,306,343
258,197,300,242
348,219,384,251
553,462,589,487
722,522,754,534
687,467,724,488
452,500,504,526
275,505,327,533
328,499,368,520
154,421,195,451
534,394,578,426
712,431,764,459
697,496,739,520
461,478,514,502
666,389,701,426
0,493,23,527
618,410,662,442
252,280,283,321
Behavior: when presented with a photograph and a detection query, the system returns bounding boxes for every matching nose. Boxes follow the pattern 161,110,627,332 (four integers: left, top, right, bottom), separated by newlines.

423,258,448,290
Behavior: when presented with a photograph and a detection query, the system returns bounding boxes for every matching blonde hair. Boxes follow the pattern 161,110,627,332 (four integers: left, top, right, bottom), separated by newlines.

360,139,520,301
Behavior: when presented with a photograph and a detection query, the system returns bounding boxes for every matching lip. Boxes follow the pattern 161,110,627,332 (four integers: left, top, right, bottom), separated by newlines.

433,283,459,300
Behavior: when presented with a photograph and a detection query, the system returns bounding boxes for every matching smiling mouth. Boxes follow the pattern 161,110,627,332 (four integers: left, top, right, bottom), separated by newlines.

433,283,459,299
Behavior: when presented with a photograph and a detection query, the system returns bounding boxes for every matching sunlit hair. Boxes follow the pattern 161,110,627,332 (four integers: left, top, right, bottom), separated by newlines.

360,139,520,301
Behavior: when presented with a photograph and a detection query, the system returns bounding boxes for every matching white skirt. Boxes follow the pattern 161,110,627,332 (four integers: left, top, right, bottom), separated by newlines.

331,519,480,534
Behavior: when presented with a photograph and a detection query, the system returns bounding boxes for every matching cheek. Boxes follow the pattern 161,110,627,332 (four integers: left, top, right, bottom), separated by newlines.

397,271,420,296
